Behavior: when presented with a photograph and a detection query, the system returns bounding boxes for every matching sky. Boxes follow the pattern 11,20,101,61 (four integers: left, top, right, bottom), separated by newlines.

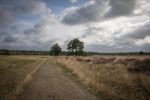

0,0,150,52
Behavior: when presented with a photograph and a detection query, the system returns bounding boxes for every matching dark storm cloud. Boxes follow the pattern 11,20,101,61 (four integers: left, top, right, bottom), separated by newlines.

61,0,136,25
0,0,50,50
0,0,47,27
127,23,150,39
140,44,150,52
0,0,47,14
0,6,14,27
61,0,108,25
105,0,136,17
3,36,17,43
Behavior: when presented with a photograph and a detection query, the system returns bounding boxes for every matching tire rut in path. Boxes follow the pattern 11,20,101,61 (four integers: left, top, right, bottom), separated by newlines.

19,57,99,100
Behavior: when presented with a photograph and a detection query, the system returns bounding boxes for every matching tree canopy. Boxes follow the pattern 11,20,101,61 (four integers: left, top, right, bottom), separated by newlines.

50,43,61,56
67,38,84,55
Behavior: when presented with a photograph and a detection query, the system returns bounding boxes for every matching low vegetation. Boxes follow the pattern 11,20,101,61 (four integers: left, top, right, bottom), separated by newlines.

58,56,150,100
0,55,46,99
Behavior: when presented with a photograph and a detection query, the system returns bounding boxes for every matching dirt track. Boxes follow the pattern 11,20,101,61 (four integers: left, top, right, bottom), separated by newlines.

19,57,98,100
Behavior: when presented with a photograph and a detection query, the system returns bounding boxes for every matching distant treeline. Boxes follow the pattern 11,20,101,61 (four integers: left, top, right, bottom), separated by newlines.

85,51,150,56
0,49,49,55
0,49,150,56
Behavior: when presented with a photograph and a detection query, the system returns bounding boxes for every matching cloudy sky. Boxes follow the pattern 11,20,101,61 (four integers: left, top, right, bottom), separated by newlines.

0,0,150,52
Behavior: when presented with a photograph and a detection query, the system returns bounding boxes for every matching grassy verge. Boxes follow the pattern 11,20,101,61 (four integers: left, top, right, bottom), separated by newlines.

57,56,150,100
57,58,109,100
0,55,46,99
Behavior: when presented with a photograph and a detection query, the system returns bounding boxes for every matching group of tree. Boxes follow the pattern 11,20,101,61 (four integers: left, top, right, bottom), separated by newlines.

50,38,84,56
1,38,149,56
0,49,49,55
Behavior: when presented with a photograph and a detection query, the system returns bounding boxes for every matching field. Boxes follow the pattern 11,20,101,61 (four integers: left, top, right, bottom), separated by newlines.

0,55,47,99
1,55,150,100
58,56,150,100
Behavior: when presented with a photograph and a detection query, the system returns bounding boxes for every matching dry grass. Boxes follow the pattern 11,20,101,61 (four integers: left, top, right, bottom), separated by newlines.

0,55,46,100
58,56,150,100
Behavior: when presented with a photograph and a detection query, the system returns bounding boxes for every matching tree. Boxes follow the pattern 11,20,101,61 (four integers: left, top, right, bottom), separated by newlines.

67,38,84,55
139,51,144,55
50,43,61,56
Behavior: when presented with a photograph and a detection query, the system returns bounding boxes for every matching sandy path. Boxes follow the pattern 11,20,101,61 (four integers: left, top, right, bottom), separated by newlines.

19,57,98,100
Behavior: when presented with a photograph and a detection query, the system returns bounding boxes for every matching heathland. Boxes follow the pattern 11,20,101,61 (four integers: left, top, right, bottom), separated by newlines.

58,55,150,100
0,55,150,100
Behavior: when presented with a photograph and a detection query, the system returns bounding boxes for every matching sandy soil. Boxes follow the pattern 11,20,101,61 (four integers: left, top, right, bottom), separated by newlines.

19,57,98,100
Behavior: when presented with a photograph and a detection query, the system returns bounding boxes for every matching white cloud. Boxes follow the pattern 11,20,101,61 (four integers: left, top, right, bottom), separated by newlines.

22,11,86,50
80,14,150,51
70,0,78,3
134,0,150,15
1,0,150,52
